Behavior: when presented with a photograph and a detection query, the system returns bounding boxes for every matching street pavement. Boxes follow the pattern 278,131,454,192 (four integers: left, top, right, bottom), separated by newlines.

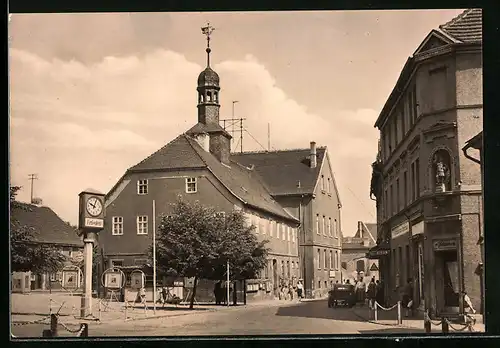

12,298,450,337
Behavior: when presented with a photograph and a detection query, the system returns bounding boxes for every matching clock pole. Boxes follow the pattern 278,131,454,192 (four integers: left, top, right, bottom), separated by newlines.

78,189,105,319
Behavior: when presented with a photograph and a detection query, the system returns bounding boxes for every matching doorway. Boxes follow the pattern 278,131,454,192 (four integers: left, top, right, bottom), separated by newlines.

436,249,460,313
272,259,278,295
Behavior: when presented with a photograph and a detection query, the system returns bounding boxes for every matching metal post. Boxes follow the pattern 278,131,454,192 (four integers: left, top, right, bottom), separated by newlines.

424,318,431,333
374,302,378,321
80,323,88,337
81,233,94,318
153,200,157,315
397,301,402,325
227,261,230,307
98,300,102,321
442,319,449,334
50,313,58,337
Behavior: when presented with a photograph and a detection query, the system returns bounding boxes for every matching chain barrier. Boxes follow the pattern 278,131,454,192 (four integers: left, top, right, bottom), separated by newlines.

375,302,399,311
444,317,475,332
424,311,444,326
12,315,51,326
58,320,85,335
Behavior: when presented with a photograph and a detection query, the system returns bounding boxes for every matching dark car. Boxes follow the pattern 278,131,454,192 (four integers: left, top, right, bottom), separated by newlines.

328,284,356,308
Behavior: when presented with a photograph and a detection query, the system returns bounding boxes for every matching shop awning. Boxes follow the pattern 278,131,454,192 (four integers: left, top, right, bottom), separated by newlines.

366,242,390,259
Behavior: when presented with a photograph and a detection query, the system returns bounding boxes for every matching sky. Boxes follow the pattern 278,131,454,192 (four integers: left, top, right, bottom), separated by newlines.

8,9,464,236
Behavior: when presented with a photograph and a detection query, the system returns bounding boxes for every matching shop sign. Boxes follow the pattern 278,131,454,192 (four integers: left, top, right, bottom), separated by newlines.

433,238,457,251
391,222,409,239
411,221,424,236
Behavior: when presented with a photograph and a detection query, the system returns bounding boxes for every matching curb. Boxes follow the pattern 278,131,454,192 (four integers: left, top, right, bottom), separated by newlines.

350,309,420,329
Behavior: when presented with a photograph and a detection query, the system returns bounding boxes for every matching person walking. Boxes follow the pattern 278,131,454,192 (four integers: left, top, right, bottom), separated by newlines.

297,280,304,300
214,281,222,305
402,278,414,317
375,280,385,307
355,277,366,305
367,277,377,310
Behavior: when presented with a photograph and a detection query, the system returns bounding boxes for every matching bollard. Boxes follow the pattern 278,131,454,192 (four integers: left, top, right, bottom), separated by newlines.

50,314,58,337
42,329,52,337
374,302,378,321
442,319,449,334
397,301,402,325
424,319,431,333
80,323,88,337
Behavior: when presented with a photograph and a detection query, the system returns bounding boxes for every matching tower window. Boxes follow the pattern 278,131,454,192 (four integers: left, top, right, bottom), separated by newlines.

207,92,212,102
214,91,218,102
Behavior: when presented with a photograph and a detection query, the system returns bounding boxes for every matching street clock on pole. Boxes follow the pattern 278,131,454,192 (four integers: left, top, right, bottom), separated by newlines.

78,188,105,231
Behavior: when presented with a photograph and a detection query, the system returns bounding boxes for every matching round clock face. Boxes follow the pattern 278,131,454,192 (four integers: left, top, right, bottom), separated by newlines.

86,196,103,217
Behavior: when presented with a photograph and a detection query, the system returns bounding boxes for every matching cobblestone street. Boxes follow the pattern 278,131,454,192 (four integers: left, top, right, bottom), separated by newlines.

12,299,436,337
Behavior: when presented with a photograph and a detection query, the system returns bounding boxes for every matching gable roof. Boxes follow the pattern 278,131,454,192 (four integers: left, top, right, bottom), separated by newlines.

113,133,298,223
11,203,83,247
128,134,207,172
374,8,482,129
231,147,326,196
439,8,482,43
353,222,377,243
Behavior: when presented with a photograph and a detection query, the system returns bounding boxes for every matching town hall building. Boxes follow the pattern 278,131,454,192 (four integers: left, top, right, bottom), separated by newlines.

100,24,342,301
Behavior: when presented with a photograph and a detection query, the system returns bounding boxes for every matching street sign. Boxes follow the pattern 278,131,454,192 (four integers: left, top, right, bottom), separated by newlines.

370,263,379,271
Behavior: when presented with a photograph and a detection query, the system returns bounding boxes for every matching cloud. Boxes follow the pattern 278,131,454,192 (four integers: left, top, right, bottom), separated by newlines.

9,47,378,233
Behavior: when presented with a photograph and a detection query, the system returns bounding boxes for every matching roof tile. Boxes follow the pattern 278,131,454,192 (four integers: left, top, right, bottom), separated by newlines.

11,204,83,247
439,8,482,43
231,148,326,196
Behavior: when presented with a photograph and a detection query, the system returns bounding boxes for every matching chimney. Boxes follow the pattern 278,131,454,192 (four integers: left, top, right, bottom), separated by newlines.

358,221,363,238
194,132,210,152
209,133,231,165
310,141,317,168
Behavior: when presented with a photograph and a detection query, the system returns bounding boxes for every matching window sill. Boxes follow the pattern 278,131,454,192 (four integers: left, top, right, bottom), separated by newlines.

137,193,148,196
112,234,124,236
185,191,198,194
137,233,149,235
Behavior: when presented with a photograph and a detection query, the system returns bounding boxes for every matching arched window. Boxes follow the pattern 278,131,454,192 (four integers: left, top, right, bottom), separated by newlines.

431,149,452,192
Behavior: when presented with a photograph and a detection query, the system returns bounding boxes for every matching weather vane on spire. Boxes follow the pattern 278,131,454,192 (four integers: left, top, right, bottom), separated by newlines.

201,22,215,67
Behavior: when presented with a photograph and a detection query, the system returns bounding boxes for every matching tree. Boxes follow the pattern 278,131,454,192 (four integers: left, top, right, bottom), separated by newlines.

10,186,67,274
151,199,270,309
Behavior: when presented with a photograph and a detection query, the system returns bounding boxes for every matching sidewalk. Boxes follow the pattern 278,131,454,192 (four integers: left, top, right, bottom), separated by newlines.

351,304,485,333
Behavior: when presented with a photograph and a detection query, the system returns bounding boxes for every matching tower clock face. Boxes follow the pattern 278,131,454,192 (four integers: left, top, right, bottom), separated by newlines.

86,196,103,217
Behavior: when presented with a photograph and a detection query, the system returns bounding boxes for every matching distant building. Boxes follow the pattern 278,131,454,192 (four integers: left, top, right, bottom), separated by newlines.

233,143,343,299
341,221,378,283
369,9,483,317
11,202,83,292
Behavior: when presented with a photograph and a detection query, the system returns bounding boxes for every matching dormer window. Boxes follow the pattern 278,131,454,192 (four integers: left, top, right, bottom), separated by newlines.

327,178,331,194
186,177,198,193
321,175,325,192
137,180,148,195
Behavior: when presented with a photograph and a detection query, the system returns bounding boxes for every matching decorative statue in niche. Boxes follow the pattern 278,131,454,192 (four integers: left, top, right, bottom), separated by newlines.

433,151,451,192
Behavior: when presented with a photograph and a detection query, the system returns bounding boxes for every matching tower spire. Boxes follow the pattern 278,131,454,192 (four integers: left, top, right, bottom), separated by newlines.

201,22,215,67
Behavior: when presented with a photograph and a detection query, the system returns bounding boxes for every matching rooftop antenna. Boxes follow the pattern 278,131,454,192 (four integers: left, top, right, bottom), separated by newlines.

28,173,38,203
268,123,271,151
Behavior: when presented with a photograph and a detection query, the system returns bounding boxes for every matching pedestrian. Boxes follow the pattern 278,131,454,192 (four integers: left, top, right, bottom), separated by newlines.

355,277,366,305
463,291,476,314
366,277,377,309
375,280,385,307
289,283,294,301
297,280,304,300
214,281,221,305
402,278,414,317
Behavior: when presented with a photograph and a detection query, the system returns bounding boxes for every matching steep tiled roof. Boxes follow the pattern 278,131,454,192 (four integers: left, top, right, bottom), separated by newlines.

185,136,298,221
120,133,298,222
186,122,232,137
439,8,482,43
353,222,377,243
128,134,207,172
231,148,326,196
11,203,83,247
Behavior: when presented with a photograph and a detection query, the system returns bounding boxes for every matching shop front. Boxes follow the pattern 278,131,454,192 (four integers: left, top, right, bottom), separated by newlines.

410,220,425,310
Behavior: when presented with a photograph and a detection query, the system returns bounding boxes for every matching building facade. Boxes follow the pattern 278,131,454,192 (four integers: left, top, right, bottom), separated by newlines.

101,37,300,302
11,202,84,292
233,143,343,299
369,9,483,318
341,221,379,284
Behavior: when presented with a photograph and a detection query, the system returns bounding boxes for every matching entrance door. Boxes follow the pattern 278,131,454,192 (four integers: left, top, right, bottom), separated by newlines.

435,249,459,314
